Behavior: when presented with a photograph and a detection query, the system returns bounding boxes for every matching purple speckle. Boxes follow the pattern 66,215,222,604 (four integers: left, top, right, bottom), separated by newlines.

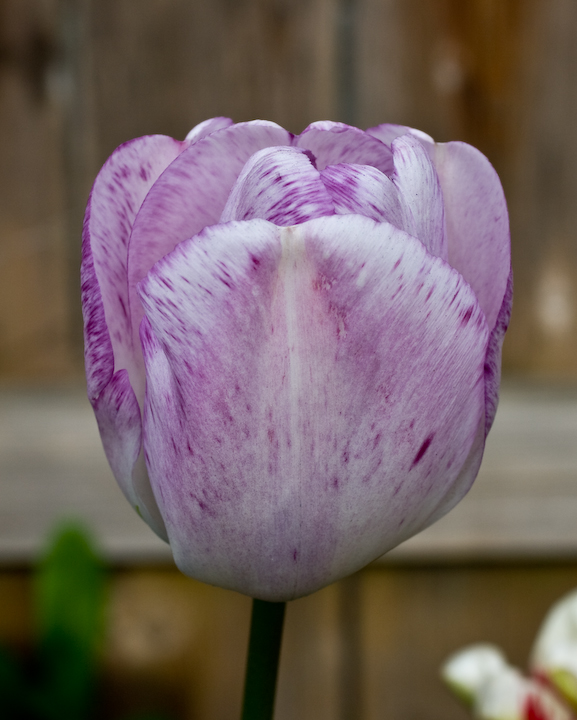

412,434,434,467
302,149,317,167
461,306,474,325
293,549,298,562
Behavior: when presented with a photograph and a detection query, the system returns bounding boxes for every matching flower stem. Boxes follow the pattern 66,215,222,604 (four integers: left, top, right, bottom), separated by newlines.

241,599,287,720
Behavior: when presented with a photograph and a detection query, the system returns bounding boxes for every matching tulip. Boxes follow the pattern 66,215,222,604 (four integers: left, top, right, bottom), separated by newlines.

531,589,577,709
442,645,573,720
82,117,511,601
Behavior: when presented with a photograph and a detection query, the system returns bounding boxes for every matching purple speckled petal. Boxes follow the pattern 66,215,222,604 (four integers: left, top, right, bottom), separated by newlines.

419,412,486,531
81,134,186,540
296,121,394,173
90,369,168,540
366,123,434,148
320,163,403,227
91,369,141,505
391,134,447,261
138,214,488,601
185,116,233,142
127,120,292,401
430,140,511,331
220,146,335,225
85,134,185,394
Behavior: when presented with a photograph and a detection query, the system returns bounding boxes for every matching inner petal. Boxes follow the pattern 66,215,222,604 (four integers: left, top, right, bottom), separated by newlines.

296,121,394,173
320,163,404,228
391,134,448,261
220,146,335,226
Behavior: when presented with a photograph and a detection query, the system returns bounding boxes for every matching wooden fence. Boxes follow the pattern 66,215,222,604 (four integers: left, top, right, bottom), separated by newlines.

3,2,577,719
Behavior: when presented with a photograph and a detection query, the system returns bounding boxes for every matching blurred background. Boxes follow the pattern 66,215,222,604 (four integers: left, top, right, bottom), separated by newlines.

2,0,577,718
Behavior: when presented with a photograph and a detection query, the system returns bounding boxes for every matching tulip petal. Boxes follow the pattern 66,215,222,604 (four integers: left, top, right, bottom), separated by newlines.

81,134,185,541
89,367,167,540
431,140,511,331
366,122,434,148
185,116,233,142
91,368,141,505
391,134,448,260
127,120,292,399
84,134,185,392
139,214,488,600
320,163,404,227
296,121,394,173
483,270,513,435
220,146,335,225
422,410,485,530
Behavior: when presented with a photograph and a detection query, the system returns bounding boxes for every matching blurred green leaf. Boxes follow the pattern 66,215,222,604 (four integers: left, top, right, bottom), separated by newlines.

31,521,107,720
0,642,26,717
35,521,105,654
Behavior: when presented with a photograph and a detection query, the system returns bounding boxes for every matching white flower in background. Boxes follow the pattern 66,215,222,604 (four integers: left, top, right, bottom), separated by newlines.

531,589,577,709
442,644,574,720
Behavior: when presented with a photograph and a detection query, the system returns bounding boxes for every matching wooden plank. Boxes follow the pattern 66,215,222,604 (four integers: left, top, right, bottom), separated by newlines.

362,565,577,720
4,564,577,719
503,0,577,377
90,0,338,160
1,382,577,564
0,0,79,378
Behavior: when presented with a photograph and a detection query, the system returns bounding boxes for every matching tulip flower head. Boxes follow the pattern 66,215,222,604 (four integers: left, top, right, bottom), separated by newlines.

82,118,511,600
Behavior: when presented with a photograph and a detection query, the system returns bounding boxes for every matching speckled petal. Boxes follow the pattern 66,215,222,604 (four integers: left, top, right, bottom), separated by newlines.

138,214,488,601
220,146,335,225
91,369,141,504
483,270,513,435
296,121,394,173
320,163,403,227
185,116,233,142
391,134,447,261
84,134,185,393
90,367,167,540
81,134,186,540
127,120,292,400
430,140,511,332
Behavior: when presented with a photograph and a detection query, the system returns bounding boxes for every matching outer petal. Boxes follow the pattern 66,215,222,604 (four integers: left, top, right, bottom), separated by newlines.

320,163,404,227
82,134,186,540
85,134,185,391
127,120,292,399
220,146,335,225
483,270,513,435
90,368,167,539
139,215,488,600
296,121,394,173
430,140,511,332
391,134,447,261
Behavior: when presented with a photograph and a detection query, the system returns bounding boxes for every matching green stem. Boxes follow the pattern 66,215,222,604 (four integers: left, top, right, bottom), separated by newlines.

241,599,287,720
